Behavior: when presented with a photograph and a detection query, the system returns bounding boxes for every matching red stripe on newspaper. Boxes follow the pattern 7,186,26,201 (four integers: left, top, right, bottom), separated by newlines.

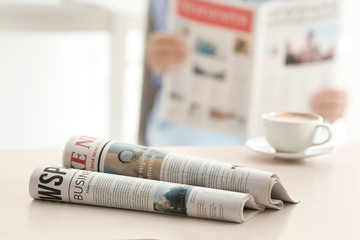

177,0,253,33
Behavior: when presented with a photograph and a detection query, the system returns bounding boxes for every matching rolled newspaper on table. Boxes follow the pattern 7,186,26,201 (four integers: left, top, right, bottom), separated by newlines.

62,134,298,209
29,166,264,223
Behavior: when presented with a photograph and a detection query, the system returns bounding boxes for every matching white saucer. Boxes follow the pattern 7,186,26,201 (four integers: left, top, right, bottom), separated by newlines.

245,136,334,160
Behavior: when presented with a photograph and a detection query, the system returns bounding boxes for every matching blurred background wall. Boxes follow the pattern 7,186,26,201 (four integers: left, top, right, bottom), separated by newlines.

0,0,358,149
0,0,147,148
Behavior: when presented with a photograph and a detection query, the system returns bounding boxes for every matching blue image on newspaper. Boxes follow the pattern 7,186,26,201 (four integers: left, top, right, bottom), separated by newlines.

153,183,194,216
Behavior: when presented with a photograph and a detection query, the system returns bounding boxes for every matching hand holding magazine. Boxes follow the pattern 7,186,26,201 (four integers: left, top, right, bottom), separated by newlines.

161,0,340,139
62,134,298,210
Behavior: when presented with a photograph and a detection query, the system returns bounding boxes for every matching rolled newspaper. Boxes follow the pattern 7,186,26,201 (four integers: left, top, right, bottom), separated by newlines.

29,166,264,223
62,134,298,209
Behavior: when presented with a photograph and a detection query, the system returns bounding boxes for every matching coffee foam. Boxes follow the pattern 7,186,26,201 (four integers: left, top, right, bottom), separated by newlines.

266,113,319,123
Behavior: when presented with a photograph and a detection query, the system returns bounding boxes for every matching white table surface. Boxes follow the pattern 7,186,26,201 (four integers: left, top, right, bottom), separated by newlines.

1,145,360,240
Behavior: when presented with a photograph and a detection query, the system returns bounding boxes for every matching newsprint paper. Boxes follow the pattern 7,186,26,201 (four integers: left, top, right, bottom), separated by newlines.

62,135,298,210
29,166,264,223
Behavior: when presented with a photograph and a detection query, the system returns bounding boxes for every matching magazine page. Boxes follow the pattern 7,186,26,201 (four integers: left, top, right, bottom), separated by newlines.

161,0,257,138
29,166,264,223
248,0,340,137
63,135,298,209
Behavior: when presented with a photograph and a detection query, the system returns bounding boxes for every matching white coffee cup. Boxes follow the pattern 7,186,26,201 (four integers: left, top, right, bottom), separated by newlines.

262,112,332,153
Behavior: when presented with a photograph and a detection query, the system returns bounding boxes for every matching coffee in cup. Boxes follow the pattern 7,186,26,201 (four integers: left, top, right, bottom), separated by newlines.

262,112,332,153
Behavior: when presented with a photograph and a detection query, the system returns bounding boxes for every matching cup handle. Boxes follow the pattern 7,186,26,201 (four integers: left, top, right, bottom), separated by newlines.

311,123,332,147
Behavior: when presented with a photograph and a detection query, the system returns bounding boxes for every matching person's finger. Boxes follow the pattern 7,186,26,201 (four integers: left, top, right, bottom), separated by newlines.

147,39,188,73
312,88,348,120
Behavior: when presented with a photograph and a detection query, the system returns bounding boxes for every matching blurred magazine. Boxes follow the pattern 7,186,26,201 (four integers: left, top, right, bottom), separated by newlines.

161,0,340,139
61,135,298,210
